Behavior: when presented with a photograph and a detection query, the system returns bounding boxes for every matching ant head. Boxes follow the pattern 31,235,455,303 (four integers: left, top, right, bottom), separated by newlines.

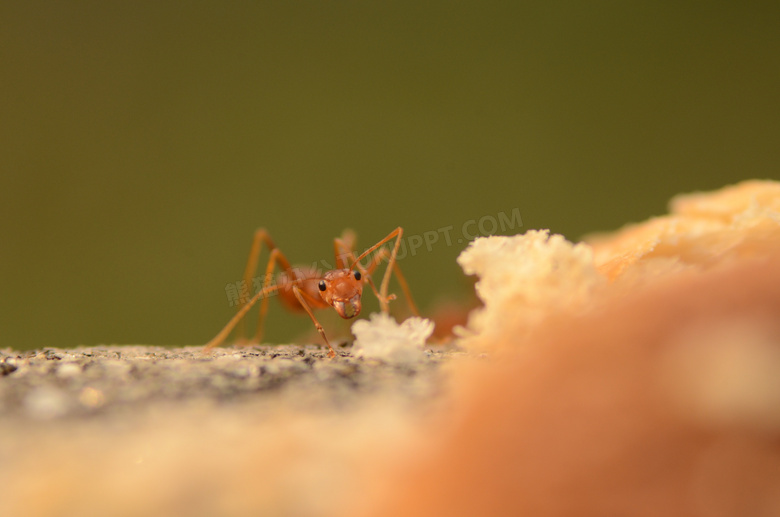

318,268,364,319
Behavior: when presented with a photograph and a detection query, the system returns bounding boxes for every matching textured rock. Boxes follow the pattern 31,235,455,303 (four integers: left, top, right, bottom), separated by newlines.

0,343,463,517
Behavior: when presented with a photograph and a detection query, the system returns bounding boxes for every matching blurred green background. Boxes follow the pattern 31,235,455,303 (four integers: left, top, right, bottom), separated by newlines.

2,2,778,350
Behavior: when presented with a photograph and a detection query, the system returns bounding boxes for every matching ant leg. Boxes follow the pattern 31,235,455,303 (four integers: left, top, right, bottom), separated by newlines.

205,284,281,351
333,229,357,269
292,285,337,358
365,247,388,275
378,228,405,313
350,227,406,314
360,248,393,305
253,248,295,343
368,248,420,316
237,229,277,341
236,228,300,344
207,246,298,351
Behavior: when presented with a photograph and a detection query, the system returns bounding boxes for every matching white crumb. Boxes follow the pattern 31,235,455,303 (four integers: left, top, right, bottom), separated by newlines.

351,313,435,364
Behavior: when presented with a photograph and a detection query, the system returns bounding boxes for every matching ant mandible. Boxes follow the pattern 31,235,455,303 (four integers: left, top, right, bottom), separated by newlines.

204,227,419,358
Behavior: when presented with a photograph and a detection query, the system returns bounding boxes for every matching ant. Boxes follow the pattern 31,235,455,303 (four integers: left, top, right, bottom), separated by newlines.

204,227,419,358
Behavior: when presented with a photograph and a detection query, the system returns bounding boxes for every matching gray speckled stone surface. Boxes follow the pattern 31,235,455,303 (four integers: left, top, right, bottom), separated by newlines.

0,344,459,420
0,344,466,516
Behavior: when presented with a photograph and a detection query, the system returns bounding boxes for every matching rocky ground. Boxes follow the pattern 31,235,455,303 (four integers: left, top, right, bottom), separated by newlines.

0,343,464,517
0,344,458,420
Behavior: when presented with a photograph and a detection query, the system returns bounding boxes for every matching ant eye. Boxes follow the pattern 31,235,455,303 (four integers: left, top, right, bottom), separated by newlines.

318,280,327,292
354,270,362,281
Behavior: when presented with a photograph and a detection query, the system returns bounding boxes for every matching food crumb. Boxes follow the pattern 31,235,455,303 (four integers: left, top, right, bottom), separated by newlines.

352,313,435,364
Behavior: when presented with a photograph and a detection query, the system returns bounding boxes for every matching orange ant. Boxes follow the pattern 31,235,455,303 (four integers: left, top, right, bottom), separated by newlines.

204,227,419,358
